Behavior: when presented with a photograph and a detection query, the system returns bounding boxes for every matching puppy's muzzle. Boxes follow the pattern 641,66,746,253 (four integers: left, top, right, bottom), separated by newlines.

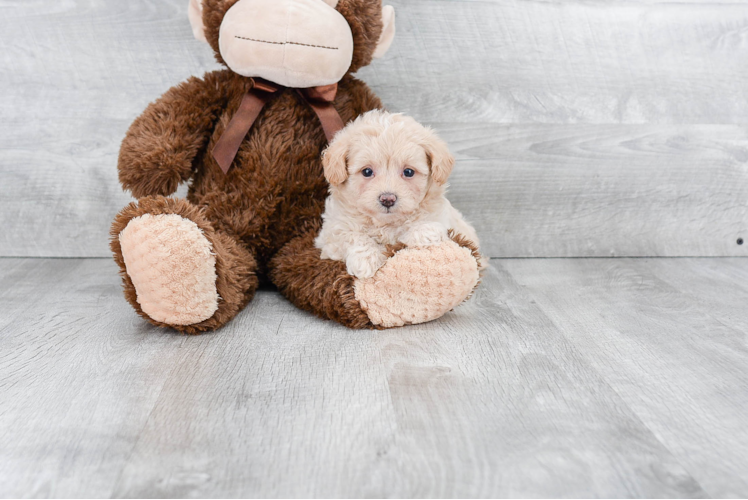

379,193,397,208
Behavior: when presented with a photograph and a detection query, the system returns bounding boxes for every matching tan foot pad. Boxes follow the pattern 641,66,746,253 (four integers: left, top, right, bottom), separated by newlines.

119,214,218,326
354,240,480,328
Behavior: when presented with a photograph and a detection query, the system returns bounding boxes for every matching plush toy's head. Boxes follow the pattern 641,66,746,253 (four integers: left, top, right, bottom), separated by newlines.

188,0,396,88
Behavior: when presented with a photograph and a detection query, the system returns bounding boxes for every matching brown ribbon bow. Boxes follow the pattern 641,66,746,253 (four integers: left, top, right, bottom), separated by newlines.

212,78,345,174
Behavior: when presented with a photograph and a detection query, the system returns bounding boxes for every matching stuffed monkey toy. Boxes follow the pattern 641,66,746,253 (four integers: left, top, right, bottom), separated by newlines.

110,0,481,333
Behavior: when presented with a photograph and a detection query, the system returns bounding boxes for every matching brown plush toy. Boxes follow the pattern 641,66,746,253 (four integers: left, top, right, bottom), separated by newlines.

110,0,481,333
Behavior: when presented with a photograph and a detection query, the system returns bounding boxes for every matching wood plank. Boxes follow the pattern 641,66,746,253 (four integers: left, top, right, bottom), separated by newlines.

0,258,710,497
2,0,748,258
502,257,748,498
360,0,748,124
643,257,748,334
445,124,748,257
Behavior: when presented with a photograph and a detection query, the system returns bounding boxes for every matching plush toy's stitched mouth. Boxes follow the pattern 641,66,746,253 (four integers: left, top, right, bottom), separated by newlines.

235,36,339,50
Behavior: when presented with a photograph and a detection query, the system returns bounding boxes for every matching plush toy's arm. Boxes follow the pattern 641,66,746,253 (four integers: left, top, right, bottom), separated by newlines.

118,72,228,198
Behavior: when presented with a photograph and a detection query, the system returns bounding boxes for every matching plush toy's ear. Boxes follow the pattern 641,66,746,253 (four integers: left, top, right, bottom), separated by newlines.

322,132,352,186
188,0,208,43
373,5,396,59
423,130,455,185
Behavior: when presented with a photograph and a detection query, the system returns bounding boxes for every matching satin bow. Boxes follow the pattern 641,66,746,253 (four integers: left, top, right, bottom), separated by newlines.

212,78,345,174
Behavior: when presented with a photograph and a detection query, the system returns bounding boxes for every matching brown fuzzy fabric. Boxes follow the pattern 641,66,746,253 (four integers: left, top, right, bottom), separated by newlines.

384,242,407,259
111,196,258,333
201,0,236,64
336,0,385,74
268,221,374,329
112,1,387,331
118,72,231,199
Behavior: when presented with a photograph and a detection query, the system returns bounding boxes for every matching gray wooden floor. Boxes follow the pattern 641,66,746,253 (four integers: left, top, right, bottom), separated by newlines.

1,256,747,498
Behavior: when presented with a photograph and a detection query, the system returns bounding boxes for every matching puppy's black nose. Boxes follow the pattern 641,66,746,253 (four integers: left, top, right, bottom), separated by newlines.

379,193,397,208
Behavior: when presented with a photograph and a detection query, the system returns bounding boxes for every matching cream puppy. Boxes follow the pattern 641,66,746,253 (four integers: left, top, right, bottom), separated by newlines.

315,110,481,279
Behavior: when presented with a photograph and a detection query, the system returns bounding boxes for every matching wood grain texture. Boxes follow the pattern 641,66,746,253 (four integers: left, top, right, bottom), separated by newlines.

1,0,748,258
360,0,748,124
3,256,748,497
367,267,705,498
646,258,748,333
502,257,748,498
445,124,748,257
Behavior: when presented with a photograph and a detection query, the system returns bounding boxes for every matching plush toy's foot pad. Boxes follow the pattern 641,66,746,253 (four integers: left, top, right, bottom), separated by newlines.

354,240,480,328
118,213,218,326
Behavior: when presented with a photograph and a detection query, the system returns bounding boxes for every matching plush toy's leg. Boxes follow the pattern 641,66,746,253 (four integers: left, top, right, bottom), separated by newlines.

269,226,374,329
269,226,482,329
110,196,258,334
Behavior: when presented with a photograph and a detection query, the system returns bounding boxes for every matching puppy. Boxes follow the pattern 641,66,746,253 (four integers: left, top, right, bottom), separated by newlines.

315,110,482,279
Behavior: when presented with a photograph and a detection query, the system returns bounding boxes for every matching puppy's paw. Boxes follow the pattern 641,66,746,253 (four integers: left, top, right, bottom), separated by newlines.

346,246,387,279
401,222,449,248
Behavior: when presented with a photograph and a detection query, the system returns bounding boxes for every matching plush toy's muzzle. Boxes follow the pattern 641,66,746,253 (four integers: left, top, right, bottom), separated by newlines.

218,0,354,88
190,0,396,88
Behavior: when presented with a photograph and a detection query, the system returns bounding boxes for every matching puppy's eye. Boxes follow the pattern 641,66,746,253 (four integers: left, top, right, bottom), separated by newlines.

362,168,374,177
403,168,415,178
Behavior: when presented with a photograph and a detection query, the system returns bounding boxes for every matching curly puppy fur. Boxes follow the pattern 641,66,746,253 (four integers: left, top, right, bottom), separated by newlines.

113,0,386,331
314,110,482,279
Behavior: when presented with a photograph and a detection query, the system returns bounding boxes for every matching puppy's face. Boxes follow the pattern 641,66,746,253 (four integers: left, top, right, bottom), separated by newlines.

323,111,454,222
343,130,431,219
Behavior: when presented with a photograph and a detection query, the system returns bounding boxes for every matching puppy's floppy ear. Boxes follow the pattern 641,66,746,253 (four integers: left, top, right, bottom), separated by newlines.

373,6,396,59
188,0,208,43
422,129,455,185
322,130,352,186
